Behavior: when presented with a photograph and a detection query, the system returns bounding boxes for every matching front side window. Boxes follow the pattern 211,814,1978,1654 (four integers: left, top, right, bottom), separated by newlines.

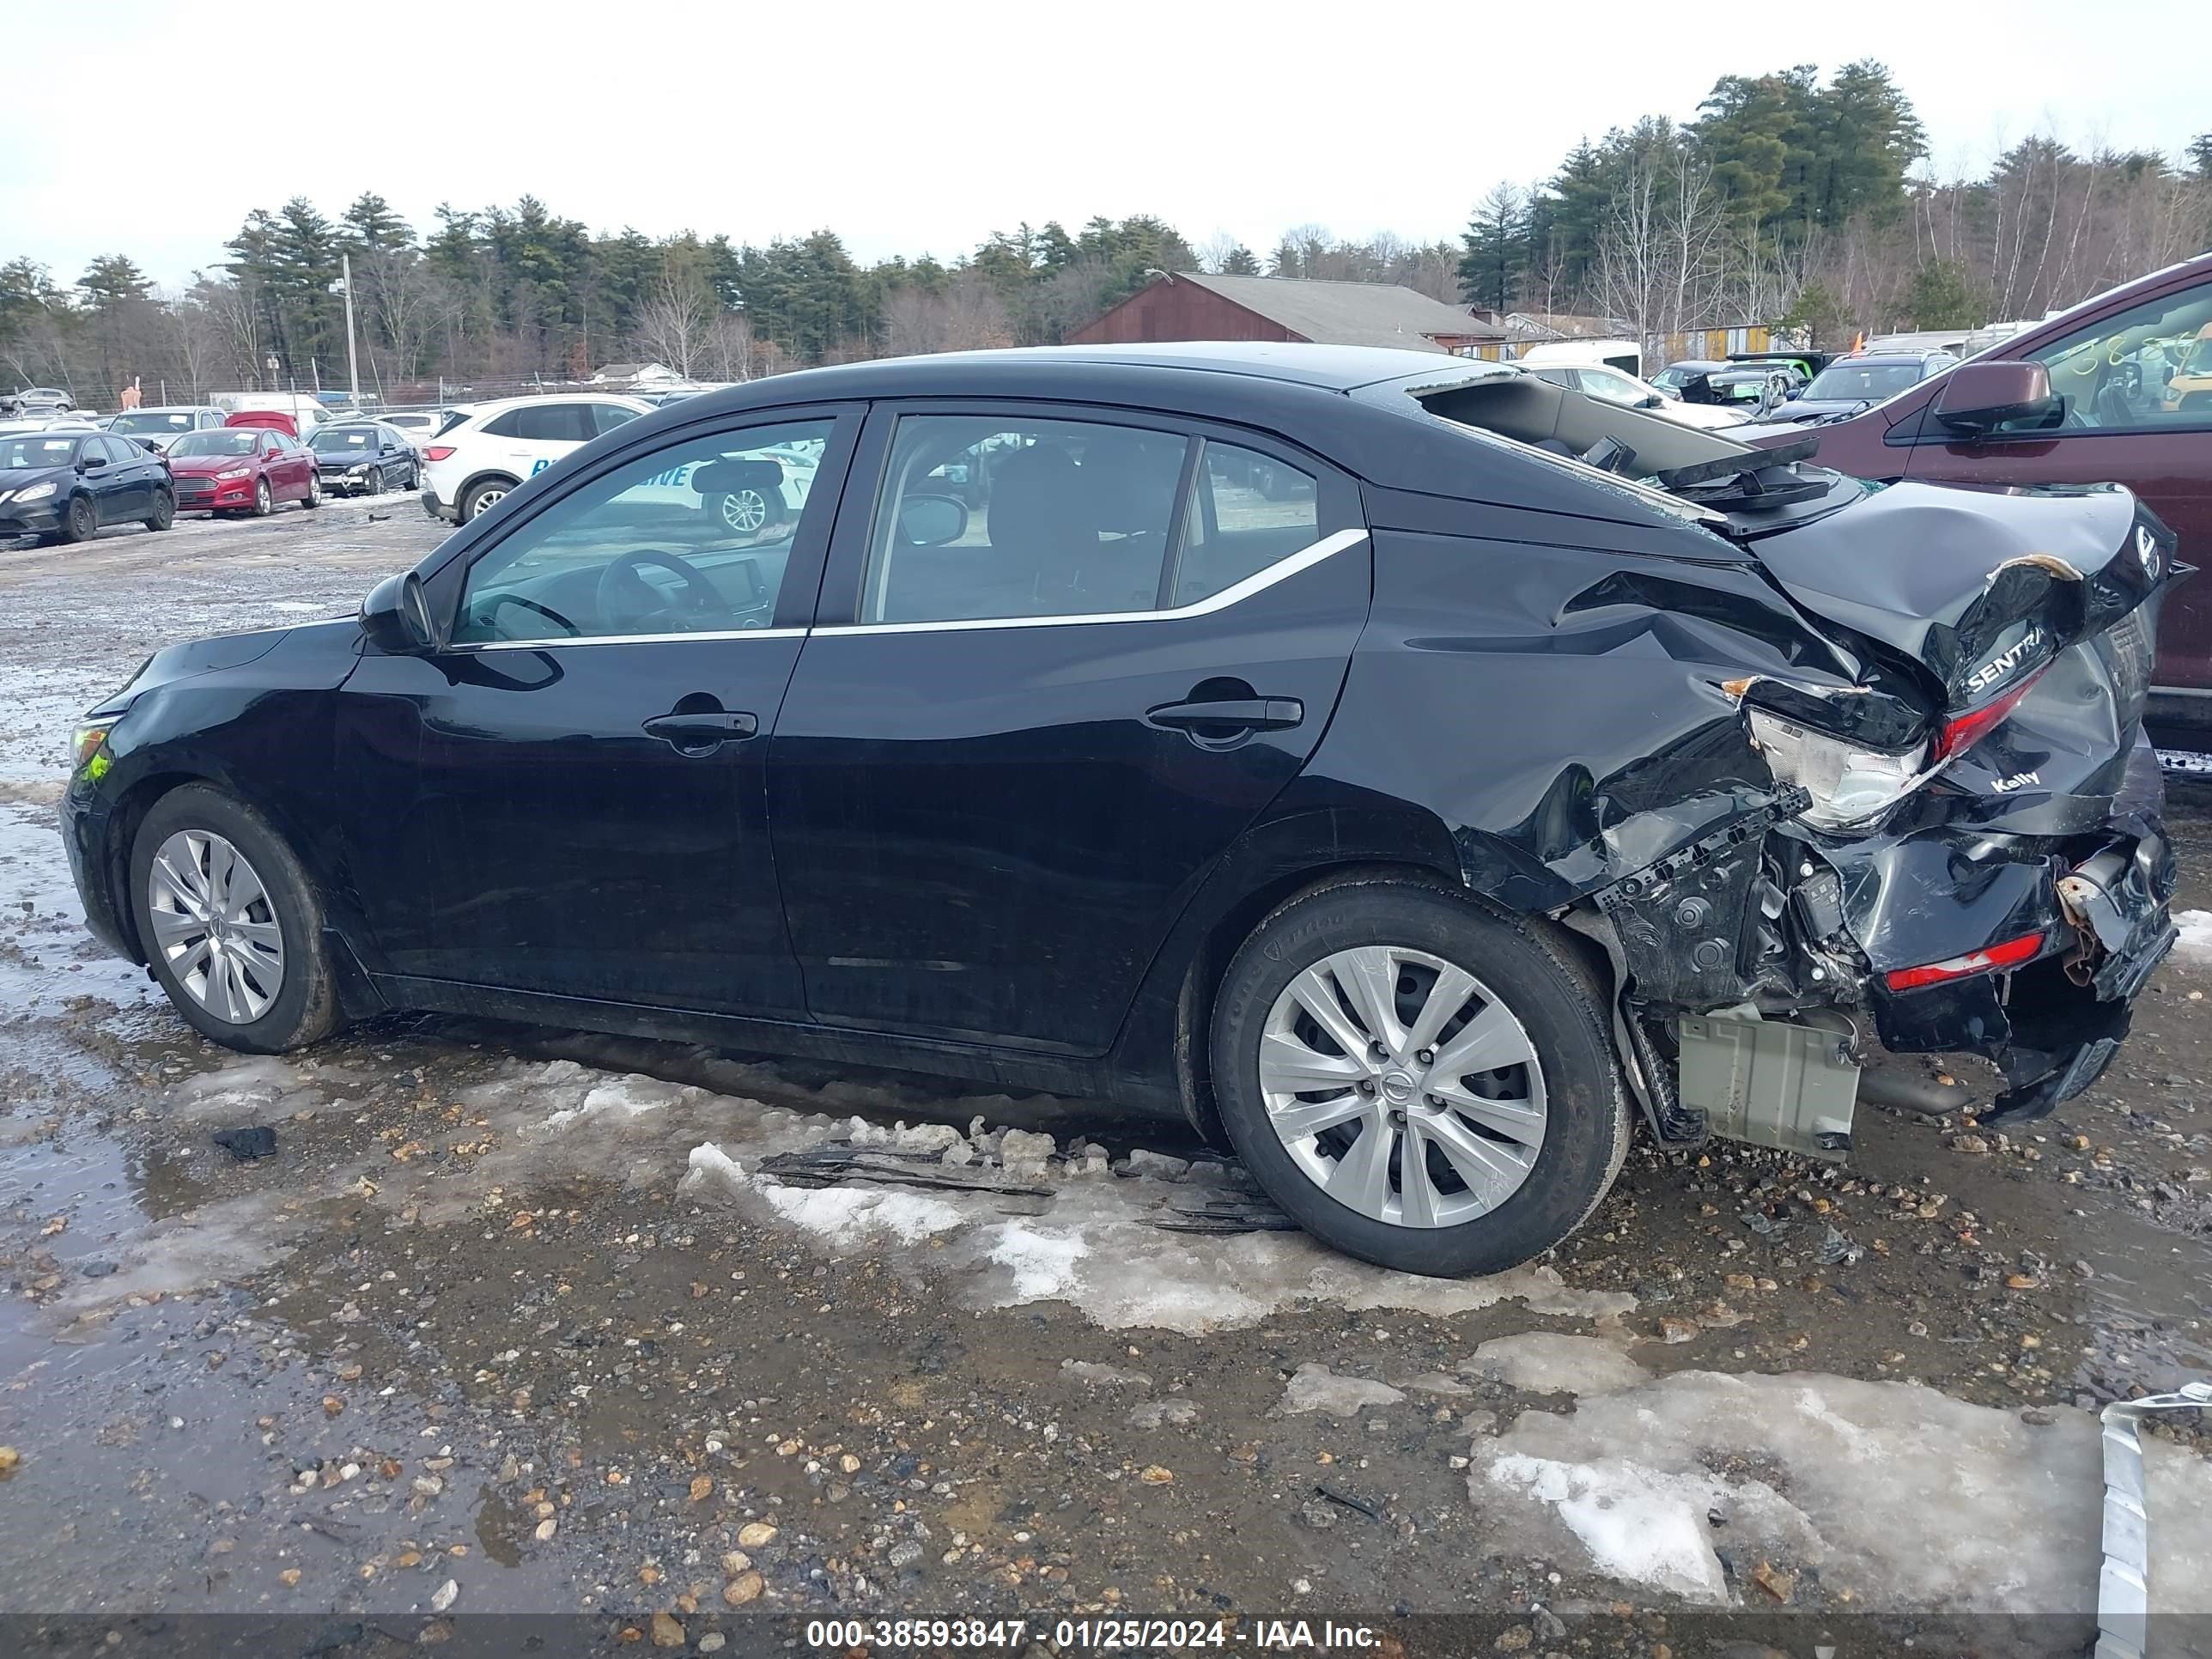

591,403,641,435
452,418,835,645
2019,282,2212,429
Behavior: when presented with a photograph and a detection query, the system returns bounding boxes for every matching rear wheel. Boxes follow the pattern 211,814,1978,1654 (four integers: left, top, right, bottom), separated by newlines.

1209,880,1629,1277
59,494,96,544
130,784,344,1054
144,487,175,532
462,477,513,520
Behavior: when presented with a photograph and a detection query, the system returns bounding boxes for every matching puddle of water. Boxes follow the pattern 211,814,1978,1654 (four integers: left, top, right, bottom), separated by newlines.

2078,1206,2212,1395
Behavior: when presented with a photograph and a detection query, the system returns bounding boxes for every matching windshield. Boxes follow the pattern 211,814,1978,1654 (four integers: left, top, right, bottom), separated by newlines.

111,411,195,434
0,435,77,469
312,428,377,452
1802,362,1923,402
170,430,258,457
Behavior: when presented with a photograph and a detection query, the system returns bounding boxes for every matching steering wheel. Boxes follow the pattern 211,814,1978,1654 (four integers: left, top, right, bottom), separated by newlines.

594,549,733,632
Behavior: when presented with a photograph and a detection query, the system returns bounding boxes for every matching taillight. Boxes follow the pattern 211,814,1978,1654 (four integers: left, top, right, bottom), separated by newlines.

1932,669,2045,763
424,446,456,462
1885,931,2045,991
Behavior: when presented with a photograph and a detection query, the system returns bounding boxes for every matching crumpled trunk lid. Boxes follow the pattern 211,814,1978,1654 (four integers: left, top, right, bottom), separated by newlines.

1744,479,2172,710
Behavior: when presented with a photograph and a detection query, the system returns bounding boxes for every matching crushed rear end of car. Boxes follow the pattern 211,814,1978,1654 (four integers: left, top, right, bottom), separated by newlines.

1386,374,2180,1158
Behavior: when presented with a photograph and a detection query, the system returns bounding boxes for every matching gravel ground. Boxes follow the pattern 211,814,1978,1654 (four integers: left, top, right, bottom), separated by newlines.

0,502,2208,1656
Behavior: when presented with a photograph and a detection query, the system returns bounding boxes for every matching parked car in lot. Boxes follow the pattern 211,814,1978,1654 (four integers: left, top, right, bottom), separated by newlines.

364,409,446,456
109,405,228,453
164,426,320,515
2,386,75,416
61,343,2177,1277
1739,251,2212,744
1522,362,1747,431
307,421,421,495
417,393,652,522
0,429,173,542
1729,350,1959,430
1650,358,1799,413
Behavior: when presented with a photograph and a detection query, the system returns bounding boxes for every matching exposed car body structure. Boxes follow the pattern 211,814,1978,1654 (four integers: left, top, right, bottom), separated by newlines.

61,343,2179,1274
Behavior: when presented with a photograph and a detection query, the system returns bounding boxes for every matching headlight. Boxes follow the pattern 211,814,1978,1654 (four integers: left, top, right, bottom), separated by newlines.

346,464,368,475
216,466,251,481
15,480,56,501
70,721,115,780
1748,708,1928,832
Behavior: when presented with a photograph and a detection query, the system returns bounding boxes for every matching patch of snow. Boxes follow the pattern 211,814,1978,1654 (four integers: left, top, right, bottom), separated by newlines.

987,1221,1091,1301
2172,908,2212,964
544,1075,684,1131
1467,1333,1650,1396
1468,1368,2212,1615
1489,1452,1731,1601
1279,1363,1405,1418
680,1142,963,1246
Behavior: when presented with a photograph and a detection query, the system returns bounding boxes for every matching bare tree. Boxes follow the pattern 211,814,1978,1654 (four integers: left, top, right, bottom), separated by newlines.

1598,141,1729,356
157,289,222,399
704,312,757,381
882,273,1014,357
631,264,714,378
195,272,264,386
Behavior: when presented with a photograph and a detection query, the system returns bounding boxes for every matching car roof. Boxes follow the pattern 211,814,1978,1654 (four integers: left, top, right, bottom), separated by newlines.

735,341,1498,398
459,392,654,417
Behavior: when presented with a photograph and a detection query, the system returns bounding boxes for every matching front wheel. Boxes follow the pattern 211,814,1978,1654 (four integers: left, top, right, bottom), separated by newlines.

252,477,273,517
365,466,383,496
144,487,175,532
59,494,96,544
1208,880,1629,1277
303,472,322,509
130,784,344,1054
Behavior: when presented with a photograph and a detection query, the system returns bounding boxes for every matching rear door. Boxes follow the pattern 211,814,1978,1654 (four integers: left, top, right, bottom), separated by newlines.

767,404,1371,1053
487,401,597,480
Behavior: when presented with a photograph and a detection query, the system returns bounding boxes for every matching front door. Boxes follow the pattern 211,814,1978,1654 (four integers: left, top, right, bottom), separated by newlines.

337,410,854,1015
769,407,1370,1053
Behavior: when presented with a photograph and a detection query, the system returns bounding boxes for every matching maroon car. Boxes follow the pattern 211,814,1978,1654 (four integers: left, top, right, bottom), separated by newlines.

1739,253,2212,744
164,426,322,517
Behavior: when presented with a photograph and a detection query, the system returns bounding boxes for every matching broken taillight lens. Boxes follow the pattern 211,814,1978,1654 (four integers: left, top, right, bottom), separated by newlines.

1932,669,2045,764
1884,931,2045,992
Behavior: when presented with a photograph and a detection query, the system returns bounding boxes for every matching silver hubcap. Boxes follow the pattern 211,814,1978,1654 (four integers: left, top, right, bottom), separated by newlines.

147,830,285,1024
471,488,505,518
1258,945,1547,1228
721,489,768,532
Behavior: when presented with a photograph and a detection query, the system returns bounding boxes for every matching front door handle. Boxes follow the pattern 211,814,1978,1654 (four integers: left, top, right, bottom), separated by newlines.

642,709,758,752
1146,696,1304,733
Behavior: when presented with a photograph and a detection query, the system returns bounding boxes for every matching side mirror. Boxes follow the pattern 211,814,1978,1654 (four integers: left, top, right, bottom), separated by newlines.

1637,393,1664,410
360,570,438,655
1933,360,2062,438
897,492,969,546
81,453,106,471
1784,386,1802,399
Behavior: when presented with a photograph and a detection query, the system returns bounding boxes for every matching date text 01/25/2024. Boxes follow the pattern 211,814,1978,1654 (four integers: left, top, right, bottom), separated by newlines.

803,1619,1382,1650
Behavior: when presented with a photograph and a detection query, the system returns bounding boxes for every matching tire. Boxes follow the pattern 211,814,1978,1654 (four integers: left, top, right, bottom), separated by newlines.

252,477,273,517
461,477,514,520
303,472,322,509
129,783,344,1054
144,487,174,532
1208,879,1630,1277
365,467,383,497
58,494,96,544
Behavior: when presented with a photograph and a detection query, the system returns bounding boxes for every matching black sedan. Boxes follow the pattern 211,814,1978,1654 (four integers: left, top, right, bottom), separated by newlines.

0,429,173,543
58,344,2176,1276
307,421,422,495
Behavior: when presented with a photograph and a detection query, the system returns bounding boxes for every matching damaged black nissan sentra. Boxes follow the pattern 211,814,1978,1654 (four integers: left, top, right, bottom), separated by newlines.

59,343,2179,1276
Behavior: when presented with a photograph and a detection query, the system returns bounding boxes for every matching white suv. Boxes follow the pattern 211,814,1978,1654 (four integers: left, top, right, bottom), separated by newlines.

418,394,653,523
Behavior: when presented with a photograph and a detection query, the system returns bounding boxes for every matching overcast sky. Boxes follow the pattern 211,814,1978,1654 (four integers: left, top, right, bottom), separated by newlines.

5,0,2204,291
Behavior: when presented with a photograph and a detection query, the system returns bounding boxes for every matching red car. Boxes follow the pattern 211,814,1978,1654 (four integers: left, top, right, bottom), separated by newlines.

165,426,322,516
1740,252,2212,744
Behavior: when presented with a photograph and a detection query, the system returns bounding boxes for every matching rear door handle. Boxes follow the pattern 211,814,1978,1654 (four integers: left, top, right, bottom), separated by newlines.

642,710,758,751
1146,696,1304,732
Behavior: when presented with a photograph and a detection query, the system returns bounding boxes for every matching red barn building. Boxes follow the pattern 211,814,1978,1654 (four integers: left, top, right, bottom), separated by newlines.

1069,272,1507,356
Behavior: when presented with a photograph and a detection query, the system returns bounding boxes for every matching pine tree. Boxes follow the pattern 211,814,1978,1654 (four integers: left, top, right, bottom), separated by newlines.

77,255,152,310
1457,184,1527,311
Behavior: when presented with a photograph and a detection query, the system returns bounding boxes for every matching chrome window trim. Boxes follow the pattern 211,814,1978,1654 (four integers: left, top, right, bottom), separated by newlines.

455,625,808,652
820,526,1369,637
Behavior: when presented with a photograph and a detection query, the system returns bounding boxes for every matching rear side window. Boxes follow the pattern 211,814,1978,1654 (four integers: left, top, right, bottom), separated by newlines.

484,404,595,442
1172,442,1318,606
860,416,1341,625
861,416,1188,624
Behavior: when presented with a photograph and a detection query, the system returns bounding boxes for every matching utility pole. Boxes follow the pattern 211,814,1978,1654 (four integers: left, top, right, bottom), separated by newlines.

342,252,362,409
